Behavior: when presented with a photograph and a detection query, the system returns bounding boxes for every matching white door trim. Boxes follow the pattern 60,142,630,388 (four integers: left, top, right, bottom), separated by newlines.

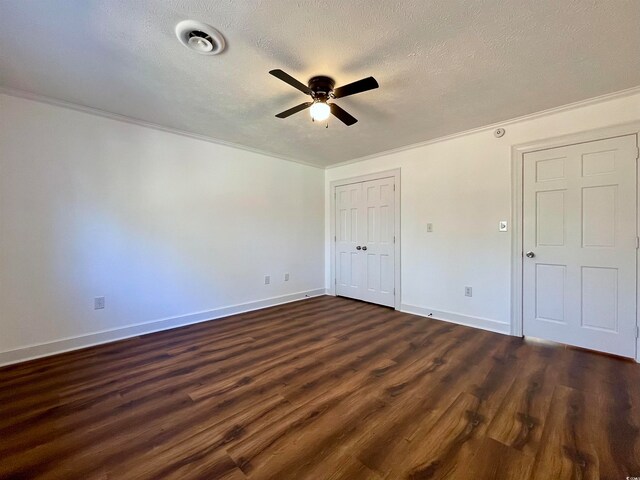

510,122,640,361
329,168,401,310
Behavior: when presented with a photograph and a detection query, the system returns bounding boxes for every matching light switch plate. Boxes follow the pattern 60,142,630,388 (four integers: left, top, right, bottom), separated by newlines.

499,221,508,232
426,223,433,233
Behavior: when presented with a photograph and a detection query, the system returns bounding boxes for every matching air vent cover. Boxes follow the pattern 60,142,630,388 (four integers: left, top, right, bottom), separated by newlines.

175,20,226,55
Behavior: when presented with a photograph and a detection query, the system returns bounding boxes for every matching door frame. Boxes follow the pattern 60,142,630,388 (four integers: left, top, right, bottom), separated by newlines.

510,122,640,361
329,168,401,310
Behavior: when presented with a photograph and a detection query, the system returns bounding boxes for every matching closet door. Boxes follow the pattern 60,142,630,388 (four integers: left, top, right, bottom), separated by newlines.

360,177,395,307
335,182,365,301
335,177,395,307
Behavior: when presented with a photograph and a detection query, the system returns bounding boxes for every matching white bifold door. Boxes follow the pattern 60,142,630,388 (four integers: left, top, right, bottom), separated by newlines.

523,134,638,358
335,177,395,307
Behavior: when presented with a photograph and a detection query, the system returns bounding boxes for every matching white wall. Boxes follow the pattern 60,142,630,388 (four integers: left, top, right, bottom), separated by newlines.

3,89,639,366
325,90,640,334
0,94,325,364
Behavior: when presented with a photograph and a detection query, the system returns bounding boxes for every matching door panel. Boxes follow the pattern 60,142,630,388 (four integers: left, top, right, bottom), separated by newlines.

334,177,396,307
335,183,363,298
523,134,638,358
361,177,395,306
536,190,565,246
581,266,617,331
535,263,566,323
581,185,616,247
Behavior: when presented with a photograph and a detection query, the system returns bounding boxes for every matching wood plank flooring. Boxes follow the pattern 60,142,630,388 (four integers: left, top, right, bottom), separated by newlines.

1,295,639,479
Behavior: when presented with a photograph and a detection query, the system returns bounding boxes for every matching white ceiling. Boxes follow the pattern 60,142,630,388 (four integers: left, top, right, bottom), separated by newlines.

1,1,639,168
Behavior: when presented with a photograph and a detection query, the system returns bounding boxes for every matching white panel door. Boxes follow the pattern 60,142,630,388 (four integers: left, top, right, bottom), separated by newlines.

523,135,638,358
335,183,364,300
335,177,396,307
361,177,395,307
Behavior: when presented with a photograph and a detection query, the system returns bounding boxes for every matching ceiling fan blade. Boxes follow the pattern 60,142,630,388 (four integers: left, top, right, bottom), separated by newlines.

269,69,312,95
275,102,313,118
333,76,379,99
329,103,358,126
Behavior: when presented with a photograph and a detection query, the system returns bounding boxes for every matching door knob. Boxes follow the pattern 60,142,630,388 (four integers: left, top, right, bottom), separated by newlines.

525,251,535,258
362,246,368,251
356,246,361,250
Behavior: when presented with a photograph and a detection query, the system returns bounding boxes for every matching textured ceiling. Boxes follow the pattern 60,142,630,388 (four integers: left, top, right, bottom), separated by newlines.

1,1,639,167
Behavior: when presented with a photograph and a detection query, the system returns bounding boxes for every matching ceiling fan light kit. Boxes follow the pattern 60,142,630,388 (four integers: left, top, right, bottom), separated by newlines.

269,69,379,127
310,102,330,122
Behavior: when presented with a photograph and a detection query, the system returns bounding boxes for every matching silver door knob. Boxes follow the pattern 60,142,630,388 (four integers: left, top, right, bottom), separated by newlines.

525,251,535,258
362,246,367,251
356,246,361,250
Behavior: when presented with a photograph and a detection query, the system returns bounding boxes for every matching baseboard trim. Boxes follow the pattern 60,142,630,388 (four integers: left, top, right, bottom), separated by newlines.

0,289,326,367
400,304,511,335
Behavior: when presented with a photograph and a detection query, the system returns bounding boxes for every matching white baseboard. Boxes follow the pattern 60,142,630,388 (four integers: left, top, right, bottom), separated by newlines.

0,289,326,367
400,304,511,336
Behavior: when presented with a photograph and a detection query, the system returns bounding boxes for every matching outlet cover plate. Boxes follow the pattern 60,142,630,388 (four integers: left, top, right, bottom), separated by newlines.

94,296,105,309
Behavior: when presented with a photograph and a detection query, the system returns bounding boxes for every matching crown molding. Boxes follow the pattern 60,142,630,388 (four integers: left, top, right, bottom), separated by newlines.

3,84,639,171
326,84,640,169
0,86,323,169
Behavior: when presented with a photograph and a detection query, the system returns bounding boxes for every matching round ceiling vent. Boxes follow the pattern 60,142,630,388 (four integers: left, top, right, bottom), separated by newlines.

175,20,225,55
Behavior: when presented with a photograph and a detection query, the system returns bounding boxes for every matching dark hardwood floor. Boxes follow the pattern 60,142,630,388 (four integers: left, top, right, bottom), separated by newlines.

1,295,639,479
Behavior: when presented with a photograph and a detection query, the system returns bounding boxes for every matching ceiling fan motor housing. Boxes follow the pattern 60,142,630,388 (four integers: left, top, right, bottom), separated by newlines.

309,76,335,100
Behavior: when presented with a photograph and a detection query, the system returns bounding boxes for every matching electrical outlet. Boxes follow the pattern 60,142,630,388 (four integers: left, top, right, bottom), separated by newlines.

94,296,105,310
284,273,290,281
426,223,433,233
464,286,472,297
264,275,271,285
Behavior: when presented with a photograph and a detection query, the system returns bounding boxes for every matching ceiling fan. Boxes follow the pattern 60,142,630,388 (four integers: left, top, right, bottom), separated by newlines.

269,69,379,126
